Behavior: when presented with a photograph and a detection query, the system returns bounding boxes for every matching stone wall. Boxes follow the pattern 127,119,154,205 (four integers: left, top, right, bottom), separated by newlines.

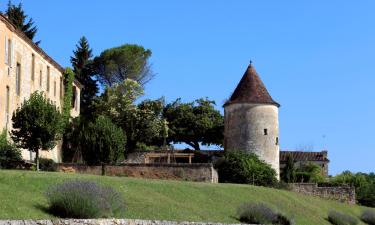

224,103,280,179
0,219,251,225
57,163,219,183
0,15,81,163
290,183,356,204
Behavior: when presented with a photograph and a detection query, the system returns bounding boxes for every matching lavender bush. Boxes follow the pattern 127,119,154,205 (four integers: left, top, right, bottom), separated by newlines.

237,202,294,225
45,180,125,218
361,210,375,225
328,211,358,225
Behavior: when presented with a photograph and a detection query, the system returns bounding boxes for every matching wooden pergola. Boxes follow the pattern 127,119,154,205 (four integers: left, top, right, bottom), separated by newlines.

144,152,194,164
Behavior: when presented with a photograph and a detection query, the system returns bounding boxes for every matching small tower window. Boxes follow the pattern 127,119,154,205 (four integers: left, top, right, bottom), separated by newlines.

276,137,279,145
264,129,268,135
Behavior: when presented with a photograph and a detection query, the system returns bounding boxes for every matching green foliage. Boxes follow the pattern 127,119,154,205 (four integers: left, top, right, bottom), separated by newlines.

6,1,38,43
163,98,224,150
45,180,125,218
94,80,164,152
237,202,294,225
327,211,358,225
11,92,62,171
0,130,22,169
61,68,74,129
331,171,375,207
281,153,296,183
217,151,277,187
70,36,98,116
361,210,375,225
81,116,126,166
38,158,56,171
295,162,325,183
93,44,154,86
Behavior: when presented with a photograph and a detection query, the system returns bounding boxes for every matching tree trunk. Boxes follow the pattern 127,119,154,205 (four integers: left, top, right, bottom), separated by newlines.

101,163,106,176
36,149,39,172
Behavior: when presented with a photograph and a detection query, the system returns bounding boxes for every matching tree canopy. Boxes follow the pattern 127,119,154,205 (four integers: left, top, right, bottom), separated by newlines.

5,1,39,43
93,44,154,86
11,92,62,171
163,98,224,150
94,79,164,152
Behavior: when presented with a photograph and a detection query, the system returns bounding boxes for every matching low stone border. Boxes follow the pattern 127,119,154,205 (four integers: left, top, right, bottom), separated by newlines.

0,219,252,225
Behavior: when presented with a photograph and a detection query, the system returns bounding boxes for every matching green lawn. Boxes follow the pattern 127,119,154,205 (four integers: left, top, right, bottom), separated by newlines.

0,170,371,224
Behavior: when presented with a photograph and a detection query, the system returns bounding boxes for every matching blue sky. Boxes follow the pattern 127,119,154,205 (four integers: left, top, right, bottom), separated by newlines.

3,1,374,175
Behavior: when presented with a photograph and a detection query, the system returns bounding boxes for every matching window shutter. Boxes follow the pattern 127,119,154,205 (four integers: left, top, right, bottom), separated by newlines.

10,39,14,68
5,35,8,65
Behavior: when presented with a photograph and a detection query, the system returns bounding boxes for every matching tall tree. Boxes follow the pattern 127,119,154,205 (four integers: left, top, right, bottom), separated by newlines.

70,37,98,116
163,98,224,150
94,79,164,153
5,1,38,43
93,44,154,86
281,153,296,183
11,92,62,171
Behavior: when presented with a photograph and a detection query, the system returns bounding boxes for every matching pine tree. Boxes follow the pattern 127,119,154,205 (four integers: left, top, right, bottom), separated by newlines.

6,1,38,42
70,36,98,117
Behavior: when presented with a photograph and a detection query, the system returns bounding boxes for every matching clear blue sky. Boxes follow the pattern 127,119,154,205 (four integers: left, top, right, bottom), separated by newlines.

3,1,374,175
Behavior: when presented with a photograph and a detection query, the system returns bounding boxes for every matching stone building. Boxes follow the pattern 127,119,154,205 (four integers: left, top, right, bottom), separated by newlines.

0,14,82,162
280,150,329,176
224,63,280,178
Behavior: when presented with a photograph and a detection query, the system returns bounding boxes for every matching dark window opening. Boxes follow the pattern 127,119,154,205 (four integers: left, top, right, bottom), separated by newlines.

264,129,268,135
276,137,279,145
16,63,21,95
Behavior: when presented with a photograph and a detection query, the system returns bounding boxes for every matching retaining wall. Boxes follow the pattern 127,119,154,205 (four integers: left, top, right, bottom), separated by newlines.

0,219,251,225
57,163,218,183
290,183,356,204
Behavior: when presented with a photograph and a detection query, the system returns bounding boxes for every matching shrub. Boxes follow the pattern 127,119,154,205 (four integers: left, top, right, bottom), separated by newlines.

328,211,358,225
0,130,22,169
361,210,375,225
39,158,56,171
45,180,125,218
237,202,293,225
79,116,126,166
217,151,277,187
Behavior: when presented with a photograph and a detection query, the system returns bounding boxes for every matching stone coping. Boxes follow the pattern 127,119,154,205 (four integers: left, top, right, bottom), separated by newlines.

0,219,253,225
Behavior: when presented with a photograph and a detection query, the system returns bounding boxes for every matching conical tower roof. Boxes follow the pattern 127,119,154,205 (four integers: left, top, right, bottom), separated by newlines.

224,63,280,107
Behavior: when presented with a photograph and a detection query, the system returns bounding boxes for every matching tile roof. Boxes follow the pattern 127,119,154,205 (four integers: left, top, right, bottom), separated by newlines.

280,151,329,162
224,63,279,107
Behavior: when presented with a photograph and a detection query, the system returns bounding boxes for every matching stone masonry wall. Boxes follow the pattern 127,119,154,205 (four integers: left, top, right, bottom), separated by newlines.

0,219,253,225
57,163,219,183
290,183,356,204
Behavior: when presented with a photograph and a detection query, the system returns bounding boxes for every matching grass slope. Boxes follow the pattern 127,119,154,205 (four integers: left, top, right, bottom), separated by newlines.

0,170,371,224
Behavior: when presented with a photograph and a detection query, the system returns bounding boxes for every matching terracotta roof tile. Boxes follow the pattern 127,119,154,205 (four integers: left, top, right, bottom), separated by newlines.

224,63,279,107
280,151,329,162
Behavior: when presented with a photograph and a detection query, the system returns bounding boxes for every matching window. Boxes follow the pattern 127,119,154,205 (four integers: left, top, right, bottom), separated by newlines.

6,86,10,129
60,77,64,99
276,137,279,145
47,66,50,92
7,39,12,66
5,36,8,65
39,69,42,87
16,63,21,95
72,87,77,109
264,129,268,135
54,80,56,97
31,54,35,81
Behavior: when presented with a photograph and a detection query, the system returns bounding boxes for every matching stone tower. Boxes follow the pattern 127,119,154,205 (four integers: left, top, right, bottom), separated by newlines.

224,63,280,178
